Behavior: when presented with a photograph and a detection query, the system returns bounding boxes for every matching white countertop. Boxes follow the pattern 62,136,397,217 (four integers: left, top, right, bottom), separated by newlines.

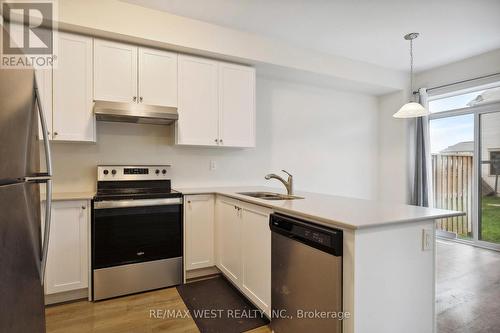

41,191,95,201
176,186,464,230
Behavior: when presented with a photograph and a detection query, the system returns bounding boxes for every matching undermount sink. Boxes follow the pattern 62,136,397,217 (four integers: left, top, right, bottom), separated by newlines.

237,191,304,200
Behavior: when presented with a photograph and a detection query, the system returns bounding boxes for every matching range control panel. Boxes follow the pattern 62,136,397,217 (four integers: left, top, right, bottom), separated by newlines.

97,165,171,181
124,168,149,175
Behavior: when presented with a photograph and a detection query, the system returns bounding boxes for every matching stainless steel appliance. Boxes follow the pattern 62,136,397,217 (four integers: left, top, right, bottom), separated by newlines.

92,165,183,300
0,69,53,333
270,213,343,333
93,100,178,125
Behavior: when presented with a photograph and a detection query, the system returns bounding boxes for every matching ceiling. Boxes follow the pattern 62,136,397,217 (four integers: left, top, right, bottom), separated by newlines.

122,0,500,72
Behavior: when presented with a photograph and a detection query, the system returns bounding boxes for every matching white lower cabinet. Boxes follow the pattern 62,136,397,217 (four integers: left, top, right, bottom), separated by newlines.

215,196,271,316
216,198,243,286
184,195,215,270
240,204,271,316
44,200,89,295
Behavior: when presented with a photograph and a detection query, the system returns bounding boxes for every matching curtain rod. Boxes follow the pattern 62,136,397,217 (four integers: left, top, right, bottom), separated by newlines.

424,72,500,93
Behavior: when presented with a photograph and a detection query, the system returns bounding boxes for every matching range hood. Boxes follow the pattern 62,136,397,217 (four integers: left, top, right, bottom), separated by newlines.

94,100,178,125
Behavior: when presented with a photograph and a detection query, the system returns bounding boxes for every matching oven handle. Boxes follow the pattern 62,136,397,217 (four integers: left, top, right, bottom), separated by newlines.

94,197,183,209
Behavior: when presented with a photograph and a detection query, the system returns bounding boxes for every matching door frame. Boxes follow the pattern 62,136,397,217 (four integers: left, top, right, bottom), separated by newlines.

429,101,500,251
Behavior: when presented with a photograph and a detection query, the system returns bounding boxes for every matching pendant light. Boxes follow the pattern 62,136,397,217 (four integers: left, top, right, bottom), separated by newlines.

393,33,429,118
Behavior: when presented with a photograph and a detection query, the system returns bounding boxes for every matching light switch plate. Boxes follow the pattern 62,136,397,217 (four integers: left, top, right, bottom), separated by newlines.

422,228,433,251
209,160,217,171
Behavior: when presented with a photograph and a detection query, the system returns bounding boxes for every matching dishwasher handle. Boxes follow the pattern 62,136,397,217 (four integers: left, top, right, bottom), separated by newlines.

270,213,343,256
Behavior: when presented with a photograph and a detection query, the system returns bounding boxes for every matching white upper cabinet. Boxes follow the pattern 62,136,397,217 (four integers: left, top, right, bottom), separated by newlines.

176,55,219,146
94,39,138,103
35,68,52,140
44,200,89,295
138,47,178,107
219,63,256,147
176,55,256,147
184,195,215,270
53,32,94,142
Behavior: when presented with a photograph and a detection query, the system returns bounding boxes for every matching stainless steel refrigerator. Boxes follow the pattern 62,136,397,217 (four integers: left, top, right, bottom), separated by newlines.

0,68,53,333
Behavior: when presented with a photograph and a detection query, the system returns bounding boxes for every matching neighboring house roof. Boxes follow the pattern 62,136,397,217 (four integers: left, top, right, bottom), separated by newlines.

440,141,474,154
468,87,500,106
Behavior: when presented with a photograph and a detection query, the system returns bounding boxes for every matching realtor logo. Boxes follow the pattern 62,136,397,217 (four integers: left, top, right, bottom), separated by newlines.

1,1,56,68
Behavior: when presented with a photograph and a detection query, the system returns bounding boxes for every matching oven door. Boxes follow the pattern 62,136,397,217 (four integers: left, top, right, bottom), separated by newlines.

92,198,182,269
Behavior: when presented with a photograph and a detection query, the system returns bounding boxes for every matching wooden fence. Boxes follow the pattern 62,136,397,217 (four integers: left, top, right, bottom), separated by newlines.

432,154,473,238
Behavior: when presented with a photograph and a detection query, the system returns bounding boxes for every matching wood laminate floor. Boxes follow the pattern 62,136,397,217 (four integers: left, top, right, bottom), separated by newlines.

45,287,271,333
46,241,499,333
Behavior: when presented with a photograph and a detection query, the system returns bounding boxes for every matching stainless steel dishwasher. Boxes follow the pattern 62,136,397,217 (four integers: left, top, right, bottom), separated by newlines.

270,213,343,333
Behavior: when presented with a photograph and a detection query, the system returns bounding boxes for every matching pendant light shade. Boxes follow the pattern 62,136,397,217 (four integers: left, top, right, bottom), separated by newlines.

393,101,428,118
393,32,429,118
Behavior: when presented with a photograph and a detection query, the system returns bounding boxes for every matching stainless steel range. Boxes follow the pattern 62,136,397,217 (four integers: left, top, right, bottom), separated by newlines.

91,165,183,301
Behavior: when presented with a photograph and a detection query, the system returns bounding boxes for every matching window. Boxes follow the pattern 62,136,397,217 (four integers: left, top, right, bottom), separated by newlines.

428,85,500,114
489,151,500,175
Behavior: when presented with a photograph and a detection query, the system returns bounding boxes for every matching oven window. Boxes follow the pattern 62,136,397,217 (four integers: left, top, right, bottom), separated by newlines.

93,204,182,269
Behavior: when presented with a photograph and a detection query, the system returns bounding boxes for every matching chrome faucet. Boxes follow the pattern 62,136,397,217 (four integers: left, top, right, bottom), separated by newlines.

265,170,294,195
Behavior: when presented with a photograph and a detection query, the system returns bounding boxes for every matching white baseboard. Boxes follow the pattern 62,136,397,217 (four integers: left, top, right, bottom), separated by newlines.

186,266,221,282
45,288,89,305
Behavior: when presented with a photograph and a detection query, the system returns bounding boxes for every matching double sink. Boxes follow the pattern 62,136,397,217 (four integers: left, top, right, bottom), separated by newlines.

238,191,303,201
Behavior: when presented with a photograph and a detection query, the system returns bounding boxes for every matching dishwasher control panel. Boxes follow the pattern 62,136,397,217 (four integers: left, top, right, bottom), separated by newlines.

297,225,332,246
270,213,343,256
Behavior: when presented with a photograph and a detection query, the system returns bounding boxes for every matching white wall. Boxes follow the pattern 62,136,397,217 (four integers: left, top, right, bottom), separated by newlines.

50,76,380,200
261,78,380,199
416,48,500,90
377,90,413,203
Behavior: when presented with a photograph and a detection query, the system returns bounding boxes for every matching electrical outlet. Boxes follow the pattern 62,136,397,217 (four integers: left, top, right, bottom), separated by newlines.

422,228,433,251
209,160,217,171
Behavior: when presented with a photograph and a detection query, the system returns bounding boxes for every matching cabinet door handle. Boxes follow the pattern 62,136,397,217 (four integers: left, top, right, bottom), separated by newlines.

215,139,219,144
53,132,58,136
133,96,137,102
81,206,86,210
220,139,223,144
139,96,143,102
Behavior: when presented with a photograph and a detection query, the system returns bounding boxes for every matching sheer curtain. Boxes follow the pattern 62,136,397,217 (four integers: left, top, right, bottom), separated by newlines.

411,88,433,207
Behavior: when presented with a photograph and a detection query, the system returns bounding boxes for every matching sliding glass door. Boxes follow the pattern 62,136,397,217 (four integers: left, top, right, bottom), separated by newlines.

479,112,500,245
430,114,474,240
428,87,500,250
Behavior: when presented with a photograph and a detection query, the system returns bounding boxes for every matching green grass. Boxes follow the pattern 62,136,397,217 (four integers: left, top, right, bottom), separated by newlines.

481,196,500,243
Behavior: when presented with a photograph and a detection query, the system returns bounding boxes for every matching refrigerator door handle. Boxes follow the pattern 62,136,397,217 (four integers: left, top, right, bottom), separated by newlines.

34,73,53,177
40,179,52,283
34,74,53,284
